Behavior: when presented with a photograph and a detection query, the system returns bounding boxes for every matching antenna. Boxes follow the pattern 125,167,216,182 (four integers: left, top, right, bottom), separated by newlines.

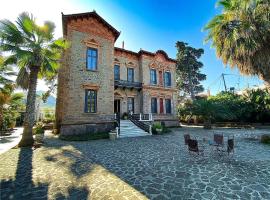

221,73,227,92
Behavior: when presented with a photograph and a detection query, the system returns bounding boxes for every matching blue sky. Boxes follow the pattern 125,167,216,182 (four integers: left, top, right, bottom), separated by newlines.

0,0,264,94
80,0,263,94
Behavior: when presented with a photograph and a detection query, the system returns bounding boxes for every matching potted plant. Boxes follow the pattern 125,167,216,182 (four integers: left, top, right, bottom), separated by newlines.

33,122,45,143
153,122,163,134
122,112,128,120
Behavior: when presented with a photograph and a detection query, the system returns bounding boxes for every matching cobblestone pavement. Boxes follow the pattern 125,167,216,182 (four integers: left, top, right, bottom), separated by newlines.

0,128,270,200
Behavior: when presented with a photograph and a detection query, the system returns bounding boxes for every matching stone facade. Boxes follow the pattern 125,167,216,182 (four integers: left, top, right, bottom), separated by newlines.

56,11,179,136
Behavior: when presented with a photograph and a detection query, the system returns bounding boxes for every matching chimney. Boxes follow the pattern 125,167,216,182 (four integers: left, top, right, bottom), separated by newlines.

122,41,125,49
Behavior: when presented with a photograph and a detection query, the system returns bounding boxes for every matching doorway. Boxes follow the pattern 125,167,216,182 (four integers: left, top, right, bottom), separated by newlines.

114,99,121,114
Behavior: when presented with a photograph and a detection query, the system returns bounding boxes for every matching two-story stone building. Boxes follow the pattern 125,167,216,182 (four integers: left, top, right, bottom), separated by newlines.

56,11,179,136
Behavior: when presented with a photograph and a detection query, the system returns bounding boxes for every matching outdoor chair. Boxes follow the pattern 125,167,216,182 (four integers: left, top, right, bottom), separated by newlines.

187,139,203,155
227,138,234,155
184,134,191,145
213,133,224,146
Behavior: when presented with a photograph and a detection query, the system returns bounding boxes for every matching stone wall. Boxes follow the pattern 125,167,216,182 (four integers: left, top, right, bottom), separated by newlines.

57,16,116,135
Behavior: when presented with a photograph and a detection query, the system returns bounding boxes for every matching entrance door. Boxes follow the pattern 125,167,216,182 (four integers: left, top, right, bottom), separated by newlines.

114,99,120,114
160,98,164,114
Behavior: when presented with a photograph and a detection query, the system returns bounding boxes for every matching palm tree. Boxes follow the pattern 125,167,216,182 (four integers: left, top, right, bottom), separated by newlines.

204,0,270,86
0,13,67,146
0,55,15,86
192,99,233,129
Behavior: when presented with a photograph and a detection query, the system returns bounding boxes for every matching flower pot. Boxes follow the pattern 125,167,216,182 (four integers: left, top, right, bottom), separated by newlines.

156,128,163,134
109,132,117,140
35,133,44,143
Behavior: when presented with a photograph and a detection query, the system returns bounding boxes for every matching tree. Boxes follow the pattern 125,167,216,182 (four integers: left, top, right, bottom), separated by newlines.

176,41,206,100
0,12,68,146
0,55,15,86
204,0,270,86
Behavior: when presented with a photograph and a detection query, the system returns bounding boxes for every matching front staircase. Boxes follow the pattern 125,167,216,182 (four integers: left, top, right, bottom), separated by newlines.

119,120,149,138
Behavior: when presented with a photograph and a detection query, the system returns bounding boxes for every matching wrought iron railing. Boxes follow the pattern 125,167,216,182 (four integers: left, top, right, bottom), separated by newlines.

129,114,152,134
114,80,142,89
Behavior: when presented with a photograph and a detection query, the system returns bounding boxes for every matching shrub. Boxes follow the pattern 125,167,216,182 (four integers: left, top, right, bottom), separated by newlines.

261,134,270,144
33,122,45,135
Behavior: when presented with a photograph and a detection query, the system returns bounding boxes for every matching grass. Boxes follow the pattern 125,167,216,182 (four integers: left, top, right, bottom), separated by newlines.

59,132,109,141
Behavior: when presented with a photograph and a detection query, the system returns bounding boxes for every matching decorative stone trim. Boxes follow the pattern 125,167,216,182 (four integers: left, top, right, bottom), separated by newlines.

82,83,100,90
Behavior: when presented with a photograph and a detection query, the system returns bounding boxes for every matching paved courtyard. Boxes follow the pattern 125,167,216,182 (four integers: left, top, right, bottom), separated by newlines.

0,127,270,200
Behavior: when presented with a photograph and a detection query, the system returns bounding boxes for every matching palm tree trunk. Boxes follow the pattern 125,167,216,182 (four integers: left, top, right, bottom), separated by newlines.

18,67,39,147
0,105,3,131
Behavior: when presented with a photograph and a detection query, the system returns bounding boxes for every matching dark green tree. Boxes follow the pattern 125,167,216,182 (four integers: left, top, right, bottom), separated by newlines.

176,41,206,100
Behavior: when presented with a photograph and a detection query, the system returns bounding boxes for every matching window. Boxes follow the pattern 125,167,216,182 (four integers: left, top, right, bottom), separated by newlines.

150,69,157,85
87,48,98,70
151,98,157,113
159,71,163,86
160,98,164,114
164,72,171,87
127,97,134,113
165,99,171,114
114,65,120,80
85,90,97,113
127,68,134,82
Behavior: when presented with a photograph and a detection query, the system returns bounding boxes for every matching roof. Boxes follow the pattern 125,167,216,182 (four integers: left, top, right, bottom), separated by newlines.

62,11,120,41
114,47,176,63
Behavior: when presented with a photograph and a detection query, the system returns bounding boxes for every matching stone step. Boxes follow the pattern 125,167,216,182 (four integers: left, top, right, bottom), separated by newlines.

119,120,149,138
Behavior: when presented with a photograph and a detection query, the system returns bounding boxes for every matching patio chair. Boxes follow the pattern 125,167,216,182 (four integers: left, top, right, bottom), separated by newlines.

227,138,234,155
187,139,203,155
184,134,191,145
213,134,224,146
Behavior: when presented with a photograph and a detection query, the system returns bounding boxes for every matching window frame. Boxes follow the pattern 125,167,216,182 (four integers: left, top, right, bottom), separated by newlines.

164,71,171,87
114,65,120,80
165,99,172,114
151,98,157,114
127,97,134,113
127,67,134,82
84,89,97,113
150,69,157,85
86,47,98,71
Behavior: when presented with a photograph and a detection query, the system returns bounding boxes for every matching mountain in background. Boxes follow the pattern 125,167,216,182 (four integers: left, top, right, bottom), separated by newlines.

36,91,56,109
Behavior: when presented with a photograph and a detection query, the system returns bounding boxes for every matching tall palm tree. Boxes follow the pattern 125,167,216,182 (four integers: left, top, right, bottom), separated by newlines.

0,55,15,86
0,12,67,146
204,0,270,86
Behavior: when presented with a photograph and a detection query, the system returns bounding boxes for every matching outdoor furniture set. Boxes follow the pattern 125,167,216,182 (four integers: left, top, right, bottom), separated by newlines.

184,133,235,156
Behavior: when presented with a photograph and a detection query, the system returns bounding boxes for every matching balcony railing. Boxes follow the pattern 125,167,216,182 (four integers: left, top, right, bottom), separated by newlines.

114,80,142,90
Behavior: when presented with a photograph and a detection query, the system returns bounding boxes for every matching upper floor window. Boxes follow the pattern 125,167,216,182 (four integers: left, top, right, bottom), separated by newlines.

165,99,171,114
164,71,171,87
127,68,134,82
87,48,98,70
151,98,157,113
85,89,97,113
150,69,157,85
114,65,120,80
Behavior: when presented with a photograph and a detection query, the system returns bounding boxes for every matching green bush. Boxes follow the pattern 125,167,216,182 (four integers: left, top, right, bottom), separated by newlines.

178,89,270,124
59,132,109,141
261,134,270,144
33,122,45,135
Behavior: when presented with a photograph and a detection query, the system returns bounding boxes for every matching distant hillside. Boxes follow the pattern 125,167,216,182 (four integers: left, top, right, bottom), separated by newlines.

37,91,56,109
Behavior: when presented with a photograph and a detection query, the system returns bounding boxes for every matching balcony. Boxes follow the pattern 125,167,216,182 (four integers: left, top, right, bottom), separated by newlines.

114,80,142,90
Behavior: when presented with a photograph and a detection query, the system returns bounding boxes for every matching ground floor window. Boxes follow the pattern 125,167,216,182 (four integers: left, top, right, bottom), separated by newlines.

160,98,164,114
165,99,171,114
85,90,97,113
127,97,134,113
151,98,157,113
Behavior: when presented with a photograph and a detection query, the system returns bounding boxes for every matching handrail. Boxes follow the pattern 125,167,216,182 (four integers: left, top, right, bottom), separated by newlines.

129,114,152,134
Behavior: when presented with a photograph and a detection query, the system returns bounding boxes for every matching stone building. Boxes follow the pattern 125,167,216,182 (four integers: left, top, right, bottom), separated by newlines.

56,11,179,136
